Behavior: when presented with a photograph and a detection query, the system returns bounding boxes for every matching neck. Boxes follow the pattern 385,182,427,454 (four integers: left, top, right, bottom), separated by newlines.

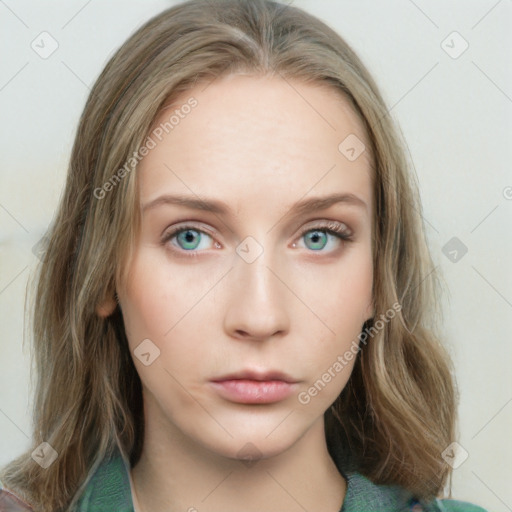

130,414,346,512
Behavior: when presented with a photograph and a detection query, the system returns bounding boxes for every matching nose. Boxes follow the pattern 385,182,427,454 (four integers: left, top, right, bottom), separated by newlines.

223,243,290,341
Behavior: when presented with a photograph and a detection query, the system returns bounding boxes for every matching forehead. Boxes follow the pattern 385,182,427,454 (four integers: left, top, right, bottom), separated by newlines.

138,74,372,212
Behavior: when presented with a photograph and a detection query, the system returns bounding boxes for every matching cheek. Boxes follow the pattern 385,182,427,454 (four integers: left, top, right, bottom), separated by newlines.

119,250,218,382
297,248,372,379
118,265,203,407
333,256,373,322
299,246,373,330
120,278,169,343
120,248,202,341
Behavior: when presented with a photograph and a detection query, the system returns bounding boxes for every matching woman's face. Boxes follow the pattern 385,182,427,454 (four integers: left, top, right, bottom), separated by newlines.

115,74,374,461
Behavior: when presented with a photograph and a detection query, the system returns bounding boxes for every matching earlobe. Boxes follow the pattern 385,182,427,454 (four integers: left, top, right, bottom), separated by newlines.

96,296,117,318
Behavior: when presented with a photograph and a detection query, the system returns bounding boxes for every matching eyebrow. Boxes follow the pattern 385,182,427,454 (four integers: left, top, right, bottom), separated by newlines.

142,192,368,216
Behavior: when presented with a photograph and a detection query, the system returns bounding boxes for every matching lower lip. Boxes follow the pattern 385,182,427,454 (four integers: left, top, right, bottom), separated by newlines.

210,379,297,404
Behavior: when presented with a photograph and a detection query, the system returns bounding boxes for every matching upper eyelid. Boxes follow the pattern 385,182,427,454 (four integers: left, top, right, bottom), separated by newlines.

299,220,351,234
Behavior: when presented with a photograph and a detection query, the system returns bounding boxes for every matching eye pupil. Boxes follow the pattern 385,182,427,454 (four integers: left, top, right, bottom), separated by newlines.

178,229,201,250
305,230,328,250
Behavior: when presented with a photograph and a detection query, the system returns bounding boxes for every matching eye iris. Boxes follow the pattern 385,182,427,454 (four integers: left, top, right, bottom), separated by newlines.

305,230,327,250
173,228,335,252
177,229,201,250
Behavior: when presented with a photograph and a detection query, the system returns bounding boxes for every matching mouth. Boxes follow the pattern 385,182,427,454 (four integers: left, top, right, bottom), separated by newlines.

210,370,299,404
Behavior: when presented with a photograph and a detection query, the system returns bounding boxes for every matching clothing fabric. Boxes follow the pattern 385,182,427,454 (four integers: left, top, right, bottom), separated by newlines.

0,448,488,511
0,487,35,512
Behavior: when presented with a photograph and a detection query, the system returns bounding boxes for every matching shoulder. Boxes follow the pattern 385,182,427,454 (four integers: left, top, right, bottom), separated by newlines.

74,450,134,512
342,471,414,511
341,471,489,512
0,452,133,512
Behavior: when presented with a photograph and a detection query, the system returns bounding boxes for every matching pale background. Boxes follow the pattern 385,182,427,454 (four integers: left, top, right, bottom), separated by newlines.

1,1,511,510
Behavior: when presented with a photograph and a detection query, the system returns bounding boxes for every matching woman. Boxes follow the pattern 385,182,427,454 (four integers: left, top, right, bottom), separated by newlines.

0,1,488,511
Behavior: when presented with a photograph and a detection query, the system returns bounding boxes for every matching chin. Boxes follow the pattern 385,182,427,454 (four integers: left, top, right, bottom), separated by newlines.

194,420,309,464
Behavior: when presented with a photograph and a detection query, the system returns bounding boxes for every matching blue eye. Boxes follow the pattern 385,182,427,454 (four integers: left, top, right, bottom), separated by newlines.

162,221,353,257
164,227,214,252
303,229,329,250
177,229,200,250
299,225,352,252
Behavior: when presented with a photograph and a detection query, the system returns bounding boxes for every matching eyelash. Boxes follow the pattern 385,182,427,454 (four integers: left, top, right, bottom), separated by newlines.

161,221,353,257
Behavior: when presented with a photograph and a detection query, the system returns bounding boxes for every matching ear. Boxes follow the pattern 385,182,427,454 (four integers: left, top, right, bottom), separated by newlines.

96,294,117,318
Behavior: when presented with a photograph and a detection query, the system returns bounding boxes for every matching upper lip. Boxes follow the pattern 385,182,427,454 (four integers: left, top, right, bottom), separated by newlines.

211,369,298,383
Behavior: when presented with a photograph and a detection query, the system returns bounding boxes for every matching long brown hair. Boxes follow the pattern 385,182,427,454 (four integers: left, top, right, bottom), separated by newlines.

0,1,457,510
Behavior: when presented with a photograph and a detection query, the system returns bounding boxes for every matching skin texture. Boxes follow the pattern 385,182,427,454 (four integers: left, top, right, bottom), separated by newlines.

101,74,374,512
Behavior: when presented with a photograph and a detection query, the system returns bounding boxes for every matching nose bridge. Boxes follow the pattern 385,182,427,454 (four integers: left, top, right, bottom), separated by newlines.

224,234,289,337
234,234,282,303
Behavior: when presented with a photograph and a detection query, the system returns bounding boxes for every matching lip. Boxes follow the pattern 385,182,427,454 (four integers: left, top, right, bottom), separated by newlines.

210,370,299,404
